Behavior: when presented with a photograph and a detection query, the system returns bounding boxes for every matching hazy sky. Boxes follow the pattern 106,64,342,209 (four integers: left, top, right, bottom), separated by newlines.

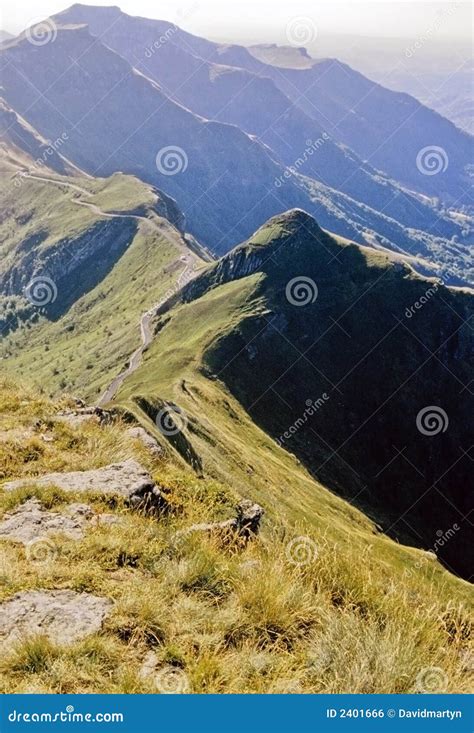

1,0,472,43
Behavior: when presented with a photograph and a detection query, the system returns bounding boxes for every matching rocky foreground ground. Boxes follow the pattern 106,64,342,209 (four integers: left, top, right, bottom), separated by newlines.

0,381,471,694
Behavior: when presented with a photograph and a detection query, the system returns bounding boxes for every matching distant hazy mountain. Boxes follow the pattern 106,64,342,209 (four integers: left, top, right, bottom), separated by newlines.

0,25,311,255
1,6,472,284
0,97,83,176
233,49,473,207
0,27,456,282
302,33,474,136
44,4,472,285
57,5,473,208
54,4,469,247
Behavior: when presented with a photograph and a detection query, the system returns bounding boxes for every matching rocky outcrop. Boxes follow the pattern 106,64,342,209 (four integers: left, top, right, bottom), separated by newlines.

2,217,137,302
55,406,113,427
0,590,112,648
180,499,264,542
3,460,168,514
0,499,119,545
126,427,163,458
152,187,186,233
0,499,84,544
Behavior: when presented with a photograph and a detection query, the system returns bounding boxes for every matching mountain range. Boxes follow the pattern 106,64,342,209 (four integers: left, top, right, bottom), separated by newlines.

0,3,473,696
0,4,472,284
115,208,473,581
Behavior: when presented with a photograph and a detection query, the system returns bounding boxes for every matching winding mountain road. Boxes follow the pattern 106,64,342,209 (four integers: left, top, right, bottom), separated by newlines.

22,173,201,405
23,173,164,229
97,253,197,405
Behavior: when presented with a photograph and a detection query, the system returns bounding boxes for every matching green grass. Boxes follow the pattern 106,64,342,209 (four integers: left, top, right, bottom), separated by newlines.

0,169,158,272
2,226,196,398
1,210,472,693
0,378,472,693
0,163,207,398
113,212,473,600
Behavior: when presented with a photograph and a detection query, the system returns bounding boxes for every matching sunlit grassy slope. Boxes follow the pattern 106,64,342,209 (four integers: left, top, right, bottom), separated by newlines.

0,167,206,398
0,376,472,694
113,213,468,597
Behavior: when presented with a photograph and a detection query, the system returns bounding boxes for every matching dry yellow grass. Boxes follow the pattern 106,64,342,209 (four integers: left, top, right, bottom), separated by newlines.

0,376,472,694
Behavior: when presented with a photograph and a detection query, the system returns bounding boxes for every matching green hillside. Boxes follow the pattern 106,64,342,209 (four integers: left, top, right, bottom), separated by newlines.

115,210,473,581
0,374,471,694
1,5,472,700
0,161,206,398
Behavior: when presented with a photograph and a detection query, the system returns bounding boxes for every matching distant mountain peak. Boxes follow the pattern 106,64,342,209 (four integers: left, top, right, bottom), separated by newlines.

248,208,323,246
64,2,122,15
248,43,316,69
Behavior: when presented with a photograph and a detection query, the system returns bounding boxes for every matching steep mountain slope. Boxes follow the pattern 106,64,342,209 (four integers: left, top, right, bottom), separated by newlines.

215,49,474,208
0,128,208,394
52,4,464,245
296,35,474,135
0,377,472,693
115,210,473,581
1,30,470,284
34,5,471,285
0,98,83,177
0,25,310,255
296,173,473,285
61,5,472,206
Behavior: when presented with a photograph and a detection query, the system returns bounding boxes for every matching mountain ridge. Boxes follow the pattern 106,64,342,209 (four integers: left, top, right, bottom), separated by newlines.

116,208,473,580
1,8,471,285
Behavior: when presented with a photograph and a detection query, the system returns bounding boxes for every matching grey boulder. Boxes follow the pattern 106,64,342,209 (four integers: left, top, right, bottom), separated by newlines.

3,460,168,513
0,590,112,648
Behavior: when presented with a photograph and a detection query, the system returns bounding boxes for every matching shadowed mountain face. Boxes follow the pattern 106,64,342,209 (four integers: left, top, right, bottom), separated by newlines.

52,4,464,244
140,210,473,580
0,98,82,176
196,42,474,209
0,26,310,255
284,35,474,136
242,57,473,207
58,4,473,206
1,6,471,283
